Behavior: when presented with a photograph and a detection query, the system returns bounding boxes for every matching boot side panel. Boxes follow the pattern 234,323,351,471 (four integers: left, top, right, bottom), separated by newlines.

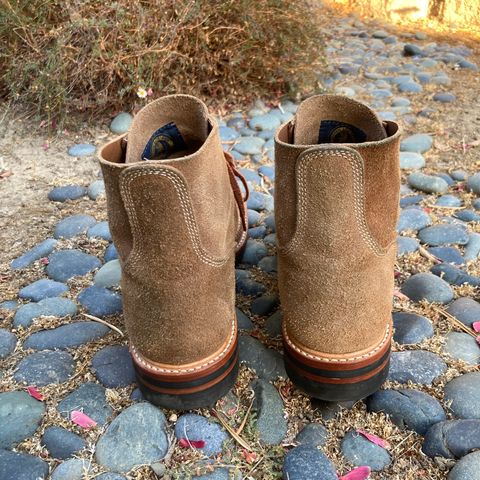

278,147,394,356
119,165,235,366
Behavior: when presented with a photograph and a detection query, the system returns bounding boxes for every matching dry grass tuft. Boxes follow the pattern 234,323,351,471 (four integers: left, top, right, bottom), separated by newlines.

0,0,325,126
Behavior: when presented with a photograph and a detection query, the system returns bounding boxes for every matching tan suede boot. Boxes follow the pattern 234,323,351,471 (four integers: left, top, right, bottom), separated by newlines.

275,94,401,401
98,95,247,409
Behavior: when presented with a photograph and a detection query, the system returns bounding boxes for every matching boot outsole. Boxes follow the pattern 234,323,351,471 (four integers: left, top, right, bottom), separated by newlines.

283,327,391,402
132,336,238,410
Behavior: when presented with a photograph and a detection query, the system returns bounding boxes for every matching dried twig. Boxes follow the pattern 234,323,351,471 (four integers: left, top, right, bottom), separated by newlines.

82,313,124,337
418,245,442,264
212,409,252,451
236,398,254,435
432,305,477,338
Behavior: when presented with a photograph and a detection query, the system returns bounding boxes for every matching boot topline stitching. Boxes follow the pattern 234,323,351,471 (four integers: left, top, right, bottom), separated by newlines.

121,168,231,267
283,322,390,362
130,317,236,373
282,150,388,256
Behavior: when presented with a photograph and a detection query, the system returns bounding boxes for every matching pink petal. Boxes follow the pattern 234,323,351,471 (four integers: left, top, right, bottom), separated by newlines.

473,321,480,333
71,410,97,428
147,88,154,97
339,466,372,480
27,386,43,401
178,438,206,449
393,289,409,301
357,430,390,449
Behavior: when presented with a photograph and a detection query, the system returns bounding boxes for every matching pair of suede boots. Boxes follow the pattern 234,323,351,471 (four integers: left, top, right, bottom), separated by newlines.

98,94,401,409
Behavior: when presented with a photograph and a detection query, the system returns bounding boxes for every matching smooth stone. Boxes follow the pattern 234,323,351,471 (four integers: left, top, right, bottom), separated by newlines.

54,214,97,239
258,165,275,180
239,335,285,381
467,173,480,194
392,312,434,344
404,44,424,56
233,136,265,155
392,97,411,107
474,199,480,210
239,168,261,185
24,321,109,350
408,172,448,194
396,236,419,255
13,297,78,328
0,329,16,358
58,382,112,425
398,81,423,93
247,191,272,211
295,423,328,447
250,114,281,131
397,207,431,232
431,263,480,287
251,295,278,316
42,427,85,459
372,88,392,98
444,332,480,365
415,31,427,40
458,59,479,70
87,179,105,200
428,246,464,264
401,134,433,153
400,152,425,170
219,126,239,142
110,112,133,134
97,474,126,480
389,350,447,385
19,278,68,302
78,286,122,317
14,350,75,386
104,243,118,262
283,445,337,480
367,389,445,435
464,233,480,261
416,72,432,83
264,214,275,232
341,430,391,471
91,345,135,388
87,221,112,241
448,451,480,479
236,272,266,297
248,226,266,239
51,458,91,480
444,373,480,419
455,209,480,222
94,259,121,288
0,391,45,448
236,307,254,330
378,111,396,121
175,413,227,457
451,170,468,181
433,92,456,103
423,420,480,459
447,297,480,327
431,74,451,86
226,116,245,129
46,249,102,282
68,143,96,157
251,379,287,445
48,185,87,202
418,224,469,246
258,255,277,273
96,403,168,473
247,209,261,227
372,30,389,38
240,239,268,265
11,238,57,270
0,449,48,480
0,300,17,310
436,194,462,207
401,272,454,304
266,310,282,337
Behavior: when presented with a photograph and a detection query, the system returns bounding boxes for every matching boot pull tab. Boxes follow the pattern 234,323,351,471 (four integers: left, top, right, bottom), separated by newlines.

224,151,249,232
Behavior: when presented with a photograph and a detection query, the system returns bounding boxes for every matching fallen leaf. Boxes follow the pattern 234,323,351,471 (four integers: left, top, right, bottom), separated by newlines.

473,321,480,333
27,386,43,401
357,430,390,449
241,448,257,464
71,410,97,428
178,438,206,449
339,466,371,480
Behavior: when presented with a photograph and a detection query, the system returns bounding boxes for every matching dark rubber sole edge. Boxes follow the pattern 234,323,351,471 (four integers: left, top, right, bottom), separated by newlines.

284,351,391,402
133,344,238,410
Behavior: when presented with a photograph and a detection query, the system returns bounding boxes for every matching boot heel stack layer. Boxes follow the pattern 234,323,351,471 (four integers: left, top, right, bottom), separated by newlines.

132,330,239,410
283,324,392,402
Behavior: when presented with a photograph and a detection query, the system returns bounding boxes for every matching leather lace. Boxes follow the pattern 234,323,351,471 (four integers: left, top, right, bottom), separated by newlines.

224,151,249,232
